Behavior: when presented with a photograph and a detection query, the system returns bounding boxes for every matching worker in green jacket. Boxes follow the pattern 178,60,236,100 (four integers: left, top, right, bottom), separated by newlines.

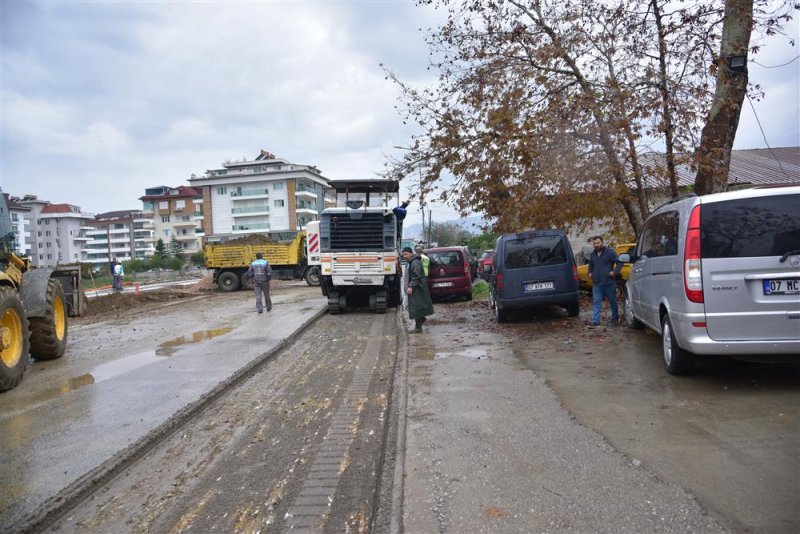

414,243,430,278
403,247,434,333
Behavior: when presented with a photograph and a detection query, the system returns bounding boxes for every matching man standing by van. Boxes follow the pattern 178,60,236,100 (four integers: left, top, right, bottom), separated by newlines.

588,235,622,326
246,252,273,314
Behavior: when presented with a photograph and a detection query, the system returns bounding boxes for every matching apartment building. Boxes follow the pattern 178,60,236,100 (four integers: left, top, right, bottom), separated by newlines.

140,185,204,255
189,150,330,240
35,203,95,267
84,210,151,269
2,192,33,255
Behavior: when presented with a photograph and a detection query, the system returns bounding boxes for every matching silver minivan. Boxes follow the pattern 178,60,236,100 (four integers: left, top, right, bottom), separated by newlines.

620,185,800,374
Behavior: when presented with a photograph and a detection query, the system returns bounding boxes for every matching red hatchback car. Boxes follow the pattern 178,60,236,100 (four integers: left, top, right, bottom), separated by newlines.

424,247,473,301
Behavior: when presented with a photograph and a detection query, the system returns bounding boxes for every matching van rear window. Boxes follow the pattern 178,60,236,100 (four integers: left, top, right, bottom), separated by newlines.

701,194,800,258
429,251,463,266
504,236,566,269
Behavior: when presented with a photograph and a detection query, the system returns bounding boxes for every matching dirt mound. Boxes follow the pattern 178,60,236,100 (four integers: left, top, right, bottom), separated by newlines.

184,274,216,293
224,234,274,245
82,291,202,317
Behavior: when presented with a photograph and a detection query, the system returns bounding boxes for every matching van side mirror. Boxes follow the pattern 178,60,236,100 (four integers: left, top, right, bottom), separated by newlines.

618,253,633,263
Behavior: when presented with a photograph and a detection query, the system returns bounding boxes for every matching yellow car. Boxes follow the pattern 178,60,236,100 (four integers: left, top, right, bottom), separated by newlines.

577,243,636,291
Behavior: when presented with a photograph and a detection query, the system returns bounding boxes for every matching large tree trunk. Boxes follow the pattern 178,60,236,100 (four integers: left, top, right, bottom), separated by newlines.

694,0,754,195
652,0,679,199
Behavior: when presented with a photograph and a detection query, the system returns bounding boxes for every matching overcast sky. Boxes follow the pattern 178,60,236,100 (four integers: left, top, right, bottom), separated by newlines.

2,1,798,228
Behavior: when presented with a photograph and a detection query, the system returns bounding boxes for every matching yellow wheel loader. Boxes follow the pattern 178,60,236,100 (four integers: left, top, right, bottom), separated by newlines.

0,252,70,392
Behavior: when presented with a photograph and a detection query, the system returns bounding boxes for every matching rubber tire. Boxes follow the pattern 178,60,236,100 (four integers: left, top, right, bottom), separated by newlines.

29,278,68,361
661,314,694,375
0,287,30,392
624,287,644,329
240,272,254,291
494,299,508,323
218,271,240,292
305,267,321,287
566,300,579,317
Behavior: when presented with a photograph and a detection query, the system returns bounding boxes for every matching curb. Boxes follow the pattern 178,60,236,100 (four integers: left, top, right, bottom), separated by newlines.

389,311,410,534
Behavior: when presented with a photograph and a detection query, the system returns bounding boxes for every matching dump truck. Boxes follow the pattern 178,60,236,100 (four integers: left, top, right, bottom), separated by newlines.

315,179,402,314
204,231,320,292
0,252,72,392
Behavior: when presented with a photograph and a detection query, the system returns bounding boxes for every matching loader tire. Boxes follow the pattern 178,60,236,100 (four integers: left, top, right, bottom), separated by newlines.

0,287,30,392
29,278,68,361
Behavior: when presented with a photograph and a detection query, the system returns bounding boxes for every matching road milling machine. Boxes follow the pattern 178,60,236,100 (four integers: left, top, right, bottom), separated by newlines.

310,179,403,313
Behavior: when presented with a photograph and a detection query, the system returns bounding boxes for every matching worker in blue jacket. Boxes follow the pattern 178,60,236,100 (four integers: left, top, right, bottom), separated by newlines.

246,252,273,314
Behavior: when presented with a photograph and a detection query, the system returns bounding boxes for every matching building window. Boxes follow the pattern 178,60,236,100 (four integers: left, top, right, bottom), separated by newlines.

162,215,170,223
38,231,42,237
217,187,227,195
274,199,285,208
176,200,185,210
11,213,17,222
159,201,169,210
272,182,284,191
163,229,172,237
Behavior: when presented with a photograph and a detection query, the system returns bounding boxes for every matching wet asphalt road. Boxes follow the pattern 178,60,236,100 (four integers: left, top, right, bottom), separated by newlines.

38,311,398,533
1,284,797,532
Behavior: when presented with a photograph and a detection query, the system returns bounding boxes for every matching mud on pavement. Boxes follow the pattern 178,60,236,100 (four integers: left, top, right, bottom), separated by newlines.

401,293,798,533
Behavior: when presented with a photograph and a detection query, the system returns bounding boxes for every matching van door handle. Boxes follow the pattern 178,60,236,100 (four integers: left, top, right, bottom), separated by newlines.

788,312,800,320
634,268,643,274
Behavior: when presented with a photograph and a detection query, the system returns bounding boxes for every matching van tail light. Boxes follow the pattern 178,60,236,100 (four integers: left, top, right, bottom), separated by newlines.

572,265,579,281
496,272,504,290
684,205,704,303
464,261,470,276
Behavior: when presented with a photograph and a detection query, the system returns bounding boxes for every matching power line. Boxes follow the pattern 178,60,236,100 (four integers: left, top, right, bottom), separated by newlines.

745,95,790,178
751,56,799,68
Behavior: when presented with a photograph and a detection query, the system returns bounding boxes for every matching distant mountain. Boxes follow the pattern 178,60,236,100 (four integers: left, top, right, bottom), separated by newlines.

402,215,488,240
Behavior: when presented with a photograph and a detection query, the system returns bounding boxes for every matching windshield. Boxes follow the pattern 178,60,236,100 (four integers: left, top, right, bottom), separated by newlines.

504,235,566,269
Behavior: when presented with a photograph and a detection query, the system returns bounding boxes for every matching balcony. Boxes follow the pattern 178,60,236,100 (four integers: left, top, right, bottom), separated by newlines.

295,207,318,216
232,223,270,233
295,187,317,200
231,188,269,199
232,205,270,216
175,234,200,242
173,220,198,228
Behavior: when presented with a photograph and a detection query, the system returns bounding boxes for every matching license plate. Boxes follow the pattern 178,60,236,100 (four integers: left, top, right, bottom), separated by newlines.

524,281,554,292
433,282,453,288
763,279,800,295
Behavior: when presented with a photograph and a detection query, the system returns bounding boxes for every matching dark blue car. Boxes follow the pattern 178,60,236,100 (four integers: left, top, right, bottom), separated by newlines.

490,229,580,322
